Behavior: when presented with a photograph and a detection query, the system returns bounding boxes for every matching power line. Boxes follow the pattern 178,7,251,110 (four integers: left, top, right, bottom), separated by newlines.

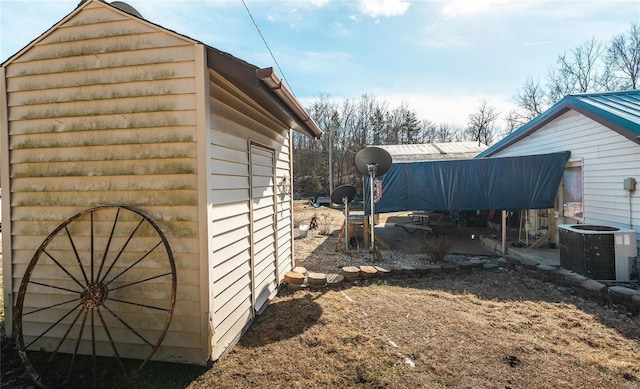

241,0,295,94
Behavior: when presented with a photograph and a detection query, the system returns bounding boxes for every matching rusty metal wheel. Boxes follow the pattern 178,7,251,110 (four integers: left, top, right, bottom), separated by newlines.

14,206,177,388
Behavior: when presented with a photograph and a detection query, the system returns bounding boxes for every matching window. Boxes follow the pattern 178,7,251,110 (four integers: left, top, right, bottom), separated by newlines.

563,165,583,223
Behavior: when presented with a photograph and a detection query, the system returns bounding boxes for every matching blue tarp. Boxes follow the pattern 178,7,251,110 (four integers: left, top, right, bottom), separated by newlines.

364,151,571,214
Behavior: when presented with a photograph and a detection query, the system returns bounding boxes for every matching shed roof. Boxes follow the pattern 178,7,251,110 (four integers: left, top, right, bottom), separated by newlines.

1,0,322,139
377,142,488,162
478,90,640,158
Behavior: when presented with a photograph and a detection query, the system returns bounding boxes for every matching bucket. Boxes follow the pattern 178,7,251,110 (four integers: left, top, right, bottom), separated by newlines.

299,224,309,238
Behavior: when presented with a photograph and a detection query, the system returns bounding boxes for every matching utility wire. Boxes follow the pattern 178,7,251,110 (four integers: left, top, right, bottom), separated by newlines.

241,0,295,94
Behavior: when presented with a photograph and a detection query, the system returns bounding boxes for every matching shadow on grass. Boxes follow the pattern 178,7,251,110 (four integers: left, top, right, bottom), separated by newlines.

240,293,323,347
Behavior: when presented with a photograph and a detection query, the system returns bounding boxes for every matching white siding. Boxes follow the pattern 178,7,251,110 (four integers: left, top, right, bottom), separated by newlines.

208,70,293,360
492,110,640,245
3,1,203,363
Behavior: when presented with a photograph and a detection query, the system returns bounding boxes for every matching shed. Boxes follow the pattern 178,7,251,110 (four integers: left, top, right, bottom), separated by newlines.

477,90,640,248
377,141,488,162
0,0,322,375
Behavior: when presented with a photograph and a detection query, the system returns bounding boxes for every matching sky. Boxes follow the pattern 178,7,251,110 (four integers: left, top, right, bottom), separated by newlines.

1,0,639,127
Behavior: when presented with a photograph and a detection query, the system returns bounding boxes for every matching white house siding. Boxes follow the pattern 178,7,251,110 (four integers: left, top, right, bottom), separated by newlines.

2,2,204,363
490,110,640,246
207,70,293,360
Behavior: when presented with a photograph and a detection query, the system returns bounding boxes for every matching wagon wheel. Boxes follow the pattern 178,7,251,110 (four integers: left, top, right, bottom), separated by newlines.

14,206,177,388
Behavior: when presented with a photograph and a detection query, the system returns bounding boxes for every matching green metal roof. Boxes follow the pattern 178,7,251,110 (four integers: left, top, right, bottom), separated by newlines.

478,90,640,158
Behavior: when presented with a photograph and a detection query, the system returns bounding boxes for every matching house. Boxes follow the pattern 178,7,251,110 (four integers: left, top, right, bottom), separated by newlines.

477,90,640,249
0,0,322,374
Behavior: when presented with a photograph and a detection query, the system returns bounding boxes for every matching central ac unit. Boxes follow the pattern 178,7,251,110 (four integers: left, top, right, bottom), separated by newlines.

558,224,638,281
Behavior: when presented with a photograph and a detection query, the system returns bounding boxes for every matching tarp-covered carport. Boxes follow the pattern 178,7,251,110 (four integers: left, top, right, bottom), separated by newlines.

363,151,571,253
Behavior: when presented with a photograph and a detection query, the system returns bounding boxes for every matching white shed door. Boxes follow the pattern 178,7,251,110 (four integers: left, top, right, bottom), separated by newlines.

250,143,278,314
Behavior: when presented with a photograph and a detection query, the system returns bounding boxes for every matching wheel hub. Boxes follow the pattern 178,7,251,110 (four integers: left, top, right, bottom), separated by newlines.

81,282,108,309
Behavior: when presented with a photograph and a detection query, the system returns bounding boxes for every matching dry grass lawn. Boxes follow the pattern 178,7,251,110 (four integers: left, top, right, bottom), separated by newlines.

2,209,640,388
191,272,640,389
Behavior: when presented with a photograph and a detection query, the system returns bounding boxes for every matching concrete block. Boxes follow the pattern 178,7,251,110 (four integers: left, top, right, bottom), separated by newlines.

579,279,607,297
519,258,539,270
565,273,589,286
609,286,640,303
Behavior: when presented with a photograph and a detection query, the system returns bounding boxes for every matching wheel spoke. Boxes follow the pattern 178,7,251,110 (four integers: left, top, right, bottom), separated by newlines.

66,226,90,285
66,310,89,384
22,297,80,316
43,250,86,289
91,309,97,389
28,280,82,294
108,271,172,292
24,302,83,350
102,303,154,347
107,297,170,312
41,306,85,376
91,211,95,283
96,307,128,378
96,208,121,283
99,217,145,284
104,240,162,286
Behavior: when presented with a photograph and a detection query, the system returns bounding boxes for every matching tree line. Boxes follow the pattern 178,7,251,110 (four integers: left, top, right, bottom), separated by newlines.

293,23,639,198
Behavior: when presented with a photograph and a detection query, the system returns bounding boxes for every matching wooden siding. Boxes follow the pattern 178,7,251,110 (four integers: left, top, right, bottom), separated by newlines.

208,70,293,360
3,1,204,364
491,110,640,245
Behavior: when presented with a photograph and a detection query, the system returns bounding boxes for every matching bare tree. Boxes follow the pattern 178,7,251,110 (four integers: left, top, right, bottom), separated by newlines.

547,38,604,103
605,23,640,89
516,77,547,120
466,99,500,145
503,109,526,135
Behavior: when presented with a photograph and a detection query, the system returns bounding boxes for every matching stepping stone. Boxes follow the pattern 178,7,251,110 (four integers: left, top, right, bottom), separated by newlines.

342,266,361,281
284,271,305,285
287,283,307,291
326,273,345,287
292,266,307,275
374,266,390,277
307,272,327,286
359,266,378,278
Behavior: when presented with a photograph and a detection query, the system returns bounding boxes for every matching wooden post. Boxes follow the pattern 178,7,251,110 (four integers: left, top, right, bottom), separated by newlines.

501,210,507,256
363,215,370,249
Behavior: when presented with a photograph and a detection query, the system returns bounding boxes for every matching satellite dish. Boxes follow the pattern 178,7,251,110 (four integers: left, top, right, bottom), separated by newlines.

355,146,392,177
111,1,144,18
354,146,393,259
331,185,357,205
331,185,358,252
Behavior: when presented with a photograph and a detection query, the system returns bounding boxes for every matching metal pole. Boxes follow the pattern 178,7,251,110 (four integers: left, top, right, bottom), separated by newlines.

501,210,507,256
344,197,349,252
370,170,375,259
328,129,333,195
